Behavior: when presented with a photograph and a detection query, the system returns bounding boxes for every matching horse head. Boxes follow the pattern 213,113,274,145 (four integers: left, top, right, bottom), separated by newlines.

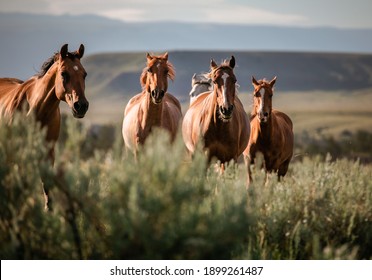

252,76,276,123
210,56,237,121
141,52,175,104
54,44,89,118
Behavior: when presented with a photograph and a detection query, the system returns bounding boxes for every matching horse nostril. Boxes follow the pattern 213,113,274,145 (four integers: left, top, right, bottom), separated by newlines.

160,90,165,98
74,101,89,113
263,112,269,117
73,102,81,111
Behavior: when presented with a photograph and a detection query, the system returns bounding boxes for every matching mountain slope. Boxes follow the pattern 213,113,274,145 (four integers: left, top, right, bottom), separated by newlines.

84,50,372,103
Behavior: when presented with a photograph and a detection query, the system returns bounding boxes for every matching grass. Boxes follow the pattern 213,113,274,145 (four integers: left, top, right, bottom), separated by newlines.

73,87,372,139
0,112,371,259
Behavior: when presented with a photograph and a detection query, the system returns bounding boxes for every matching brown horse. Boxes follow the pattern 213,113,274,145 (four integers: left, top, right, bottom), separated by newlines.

122,52,182,154
0,44,89,209
182,56,250,170
244,76,293,187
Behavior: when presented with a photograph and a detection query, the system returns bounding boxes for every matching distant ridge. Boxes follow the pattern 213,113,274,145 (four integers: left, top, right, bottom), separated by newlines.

82,50,372,102
1,12,372,79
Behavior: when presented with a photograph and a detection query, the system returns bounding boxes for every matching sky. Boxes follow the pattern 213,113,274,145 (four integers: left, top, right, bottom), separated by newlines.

1,0,372,29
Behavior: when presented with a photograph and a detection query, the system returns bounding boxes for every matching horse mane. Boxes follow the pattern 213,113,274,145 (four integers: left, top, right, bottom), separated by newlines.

140,55,176,89
37,51,81,78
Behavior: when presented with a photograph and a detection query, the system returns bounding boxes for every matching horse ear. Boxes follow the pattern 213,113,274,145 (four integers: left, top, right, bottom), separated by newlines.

269,76,277,88
146,53,153,62
210,59,218,70
60,44,68,59
229,56,235,68
252,76,260,87
162,52,168,60
76,44,85,59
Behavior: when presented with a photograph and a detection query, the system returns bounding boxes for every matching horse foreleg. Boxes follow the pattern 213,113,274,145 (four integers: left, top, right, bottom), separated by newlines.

41,179,53,212
277,158,290,182
244,154,252,190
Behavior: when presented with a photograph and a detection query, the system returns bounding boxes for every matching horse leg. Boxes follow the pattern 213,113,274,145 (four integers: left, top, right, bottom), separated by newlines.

264,171,270,187
42,183,51,211
244,154,253,190
277,159,290,182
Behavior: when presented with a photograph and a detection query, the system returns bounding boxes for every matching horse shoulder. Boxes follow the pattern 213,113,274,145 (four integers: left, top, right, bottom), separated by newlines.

164,93,182,113
271,111,294,158
124,93,143,116
272,110,293,130
182,94,210,153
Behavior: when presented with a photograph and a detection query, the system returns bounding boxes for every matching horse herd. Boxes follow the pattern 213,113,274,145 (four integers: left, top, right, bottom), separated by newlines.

0,44,294,210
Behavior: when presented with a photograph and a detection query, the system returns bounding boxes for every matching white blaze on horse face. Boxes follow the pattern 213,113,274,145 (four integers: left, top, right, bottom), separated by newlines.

221,72,229,106
73,65,79,71
258,88,267,122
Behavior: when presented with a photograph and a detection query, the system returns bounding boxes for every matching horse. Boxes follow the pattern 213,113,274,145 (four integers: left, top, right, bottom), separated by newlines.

182,56,250,171
189,73,212,104
122,52,183,154
243,76,293,188
0,44,89,210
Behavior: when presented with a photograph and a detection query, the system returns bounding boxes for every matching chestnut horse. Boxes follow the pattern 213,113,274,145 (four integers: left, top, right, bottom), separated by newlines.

182,56,250,170
0,44,89,209
122,52,182,154
244,76,293,187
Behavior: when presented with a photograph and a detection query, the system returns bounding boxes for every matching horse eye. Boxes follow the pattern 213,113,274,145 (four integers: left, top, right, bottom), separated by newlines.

254,91,260,97
83,72,87,79
61,71,69,83
147,68,152,73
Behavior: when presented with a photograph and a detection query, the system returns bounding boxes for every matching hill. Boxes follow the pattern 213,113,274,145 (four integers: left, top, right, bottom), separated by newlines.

83,50,372,101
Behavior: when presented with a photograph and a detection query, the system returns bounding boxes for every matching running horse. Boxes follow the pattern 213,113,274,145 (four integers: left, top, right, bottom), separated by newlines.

122,52,182,154
182,56,250,171
244,76,293,188
0,44,89,210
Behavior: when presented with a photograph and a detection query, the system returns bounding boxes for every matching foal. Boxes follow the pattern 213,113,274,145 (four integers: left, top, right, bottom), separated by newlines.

244,76,293,188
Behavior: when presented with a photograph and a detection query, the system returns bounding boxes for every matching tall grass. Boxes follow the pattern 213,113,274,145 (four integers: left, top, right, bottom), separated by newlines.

0,112,371,259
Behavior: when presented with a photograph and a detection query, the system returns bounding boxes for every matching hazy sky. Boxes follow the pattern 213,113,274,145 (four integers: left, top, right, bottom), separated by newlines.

1,0,372,29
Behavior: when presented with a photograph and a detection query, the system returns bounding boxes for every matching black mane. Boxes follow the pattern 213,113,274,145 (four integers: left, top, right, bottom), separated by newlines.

37,51,79,78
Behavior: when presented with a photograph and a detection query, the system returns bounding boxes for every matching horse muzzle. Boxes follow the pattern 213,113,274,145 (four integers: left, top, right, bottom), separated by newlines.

258,111,269,123
219,105,234,120
151,89,165,104
72,100,89,118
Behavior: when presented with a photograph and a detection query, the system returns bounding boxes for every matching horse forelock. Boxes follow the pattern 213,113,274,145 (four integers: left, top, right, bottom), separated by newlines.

140,57,175,88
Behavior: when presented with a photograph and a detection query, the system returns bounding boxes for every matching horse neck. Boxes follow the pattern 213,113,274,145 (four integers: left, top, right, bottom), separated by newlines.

251,110,273,143
27,68,60,122
141,91,163,127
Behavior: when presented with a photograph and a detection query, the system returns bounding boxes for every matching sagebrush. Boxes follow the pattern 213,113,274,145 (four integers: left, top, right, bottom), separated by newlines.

0,113,371,259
